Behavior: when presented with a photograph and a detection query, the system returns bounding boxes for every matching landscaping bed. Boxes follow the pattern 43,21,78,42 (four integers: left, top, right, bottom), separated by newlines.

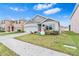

0,43,17,56
15,31,79,56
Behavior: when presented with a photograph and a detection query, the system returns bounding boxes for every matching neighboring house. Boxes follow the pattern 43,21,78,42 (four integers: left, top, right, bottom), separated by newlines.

70,4,79,33
0,19,25,32
60,26,69,32
24,15,60,33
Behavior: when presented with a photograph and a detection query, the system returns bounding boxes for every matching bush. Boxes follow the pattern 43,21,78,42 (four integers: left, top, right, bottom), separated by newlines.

45,30,59,35
45,30,53,35
17,29,24,33
34,31,38,34
30,31,34,34
52,31,59,35
0,30,5,32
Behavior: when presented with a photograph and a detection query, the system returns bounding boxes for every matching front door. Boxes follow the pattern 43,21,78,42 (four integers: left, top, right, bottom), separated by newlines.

12,26,14,31
38,24,41,32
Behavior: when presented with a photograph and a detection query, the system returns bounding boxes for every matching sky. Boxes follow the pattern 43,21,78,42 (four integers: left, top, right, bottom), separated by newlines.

0,3,76,26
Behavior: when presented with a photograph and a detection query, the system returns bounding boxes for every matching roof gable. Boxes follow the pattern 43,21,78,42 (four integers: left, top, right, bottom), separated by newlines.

31,15,47,23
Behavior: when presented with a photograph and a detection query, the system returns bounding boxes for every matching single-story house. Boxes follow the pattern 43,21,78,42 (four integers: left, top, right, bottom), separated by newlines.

70,4,79,33
24,15,60,33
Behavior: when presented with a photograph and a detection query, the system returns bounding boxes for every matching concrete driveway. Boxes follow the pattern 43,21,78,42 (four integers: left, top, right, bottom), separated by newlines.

0,33,69,56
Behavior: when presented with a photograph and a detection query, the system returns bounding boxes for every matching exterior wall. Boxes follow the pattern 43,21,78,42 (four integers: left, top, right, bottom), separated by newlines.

0,20,25,32
14,20,25,32
4,21,12,32
71,6,79,33
42,21,59,31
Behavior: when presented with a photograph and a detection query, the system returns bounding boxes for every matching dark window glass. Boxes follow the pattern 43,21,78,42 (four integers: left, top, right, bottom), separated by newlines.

42,24,45,27
45,24,54,30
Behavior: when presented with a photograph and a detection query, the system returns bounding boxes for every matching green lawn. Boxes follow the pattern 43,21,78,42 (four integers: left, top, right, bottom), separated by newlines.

0,43,17,56
15,31,79,56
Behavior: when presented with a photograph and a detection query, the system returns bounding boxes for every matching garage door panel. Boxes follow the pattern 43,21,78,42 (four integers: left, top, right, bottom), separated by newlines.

24,26,38,33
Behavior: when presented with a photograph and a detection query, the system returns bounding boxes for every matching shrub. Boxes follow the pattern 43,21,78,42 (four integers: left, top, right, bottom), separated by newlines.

0,30,5,32
45,30,53,35
17,29,24,33
52,31,59,35
34,31,38,34
30,31,38,34
45,30,59,35
30,31,34,34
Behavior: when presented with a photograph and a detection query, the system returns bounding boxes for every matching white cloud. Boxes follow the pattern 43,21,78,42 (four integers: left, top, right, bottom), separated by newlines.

34,3,56,10
44,8,61,14
9,7,24,12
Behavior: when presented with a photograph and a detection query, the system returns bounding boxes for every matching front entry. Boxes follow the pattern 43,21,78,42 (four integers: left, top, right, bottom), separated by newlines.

12,26,14,31
38,24,41,32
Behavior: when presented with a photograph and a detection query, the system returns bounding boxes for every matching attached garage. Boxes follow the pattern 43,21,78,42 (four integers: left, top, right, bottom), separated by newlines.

24,24,38,33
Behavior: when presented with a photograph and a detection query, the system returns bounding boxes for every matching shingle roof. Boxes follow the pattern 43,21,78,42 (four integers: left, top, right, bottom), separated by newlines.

26,15,47,24
26,15,58,24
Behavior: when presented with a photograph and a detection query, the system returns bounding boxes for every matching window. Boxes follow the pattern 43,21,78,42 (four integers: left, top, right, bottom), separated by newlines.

42,24,44,27
49,24,52,30
38,24,41,26
45,24,54,30
46,26,49,30
52,24,55,30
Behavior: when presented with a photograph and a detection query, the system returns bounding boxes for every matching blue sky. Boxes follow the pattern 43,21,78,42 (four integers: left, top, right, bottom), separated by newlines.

0,3,76,26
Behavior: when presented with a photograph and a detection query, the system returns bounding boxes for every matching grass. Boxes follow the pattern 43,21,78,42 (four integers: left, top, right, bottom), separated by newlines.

0,43,17,56
15,31,79,56
64,31,79,49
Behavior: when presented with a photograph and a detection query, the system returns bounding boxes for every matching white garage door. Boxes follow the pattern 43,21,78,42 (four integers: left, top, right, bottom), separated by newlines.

24,24,38,33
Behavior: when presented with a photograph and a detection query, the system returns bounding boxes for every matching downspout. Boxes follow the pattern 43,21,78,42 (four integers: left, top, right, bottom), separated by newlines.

58,22,61,34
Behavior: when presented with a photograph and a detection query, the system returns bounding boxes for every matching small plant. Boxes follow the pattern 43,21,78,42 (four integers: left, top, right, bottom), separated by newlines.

17,29,24,33
45,30,59,35
30,31,34,34
0,30,5,32
52,31,59,35
34,31,38,34
45,30,53,35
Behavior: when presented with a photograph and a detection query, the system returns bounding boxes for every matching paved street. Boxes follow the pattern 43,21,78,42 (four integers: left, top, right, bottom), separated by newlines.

0,33,69,56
